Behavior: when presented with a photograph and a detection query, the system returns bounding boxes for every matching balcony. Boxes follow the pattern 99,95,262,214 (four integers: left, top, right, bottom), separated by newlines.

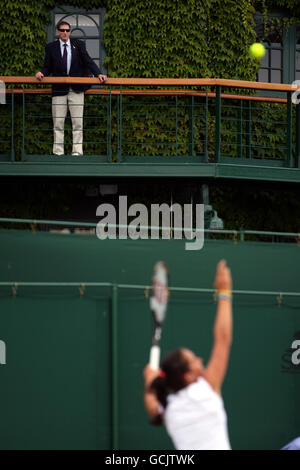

0,76,300,182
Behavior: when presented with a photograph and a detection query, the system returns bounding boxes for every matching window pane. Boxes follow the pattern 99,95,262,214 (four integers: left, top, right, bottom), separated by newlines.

296,51,300,71
271,49,281,68
271,69,281,83
254,16,284,83
78,15,99,35
86,39,100,58
71,29,84,38
55,14,63,25
258,68,268,82
296,71,300,80
261,50,268,68
55,14,77,27
296,25,300,44
271,42,282,48
89,14,100,26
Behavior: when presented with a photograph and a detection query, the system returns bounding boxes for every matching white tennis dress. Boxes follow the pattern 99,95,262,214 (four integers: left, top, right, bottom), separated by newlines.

164,377,231,450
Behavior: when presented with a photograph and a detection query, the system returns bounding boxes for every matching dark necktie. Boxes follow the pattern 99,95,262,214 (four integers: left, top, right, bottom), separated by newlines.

62,43,68,74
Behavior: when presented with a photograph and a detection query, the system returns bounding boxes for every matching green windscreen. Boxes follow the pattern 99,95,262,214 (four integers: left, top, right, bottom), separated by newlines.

0,229,299,449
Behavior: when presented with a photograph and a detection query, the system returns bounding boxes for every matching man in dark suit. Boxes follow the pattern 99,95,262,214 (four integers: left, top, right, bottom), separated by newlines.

35,20,107,156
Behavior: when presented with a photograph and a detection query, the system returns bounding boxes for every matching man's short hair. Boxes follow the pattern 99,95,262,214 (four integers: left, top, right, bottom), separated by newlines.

56,20,71,30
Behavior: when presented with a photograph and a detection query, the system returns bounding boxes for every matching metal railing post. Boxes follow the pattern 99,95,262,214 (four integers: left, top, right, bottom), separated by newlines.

22,85,25,161
175,94,178,157
188,95,194,157
286,91,293,167
215,85,221,162
107,86,112,162
205,87,208,162
246,100,251,159
118,87,122,162
237,100,243,158
111,283,119,450
296,102,300,168
11,85,15,162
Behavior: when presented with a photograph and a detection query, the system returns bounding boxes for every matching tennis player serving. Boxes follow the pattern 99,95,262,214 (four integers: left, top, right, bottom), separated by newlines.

143,259,233,450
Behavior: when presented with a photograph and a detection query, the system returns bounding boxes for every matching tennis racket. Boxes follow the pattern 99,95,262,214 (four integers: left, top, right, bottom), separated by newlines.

149,261,169,370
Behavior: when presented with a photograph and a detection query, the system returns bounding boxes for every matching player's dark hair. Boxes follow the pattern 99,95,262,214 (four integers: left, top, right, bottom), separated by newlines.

56,20,71,30
148,348,189,426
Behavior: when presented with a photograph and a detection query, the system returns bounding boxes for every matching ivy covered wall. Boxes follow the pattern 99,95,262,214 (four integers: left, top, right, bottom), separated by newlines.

1,0,299,78
1,0,298,101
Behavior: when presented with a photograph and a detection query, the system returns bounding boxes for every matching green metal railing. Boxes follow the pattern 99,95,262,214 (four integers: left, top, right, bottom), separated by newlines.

0,77,300,167
1,217,300,244
21,87,111,160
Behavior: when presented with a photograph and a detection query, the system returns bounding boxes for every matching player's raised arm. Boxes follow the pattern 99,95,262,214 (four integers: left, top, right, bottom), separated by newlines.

203,260,233,394
143,365,162,420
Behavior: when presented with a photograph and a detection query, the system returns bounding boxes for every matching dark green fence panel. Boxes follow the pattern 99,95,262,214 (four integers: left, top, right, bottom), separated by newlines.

0,293,111,450
0,229,299,449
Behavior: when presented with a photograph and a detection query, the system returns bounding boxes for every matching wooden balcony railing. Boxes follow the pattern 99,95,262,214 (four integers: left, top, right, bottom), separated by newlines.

0,76,299,173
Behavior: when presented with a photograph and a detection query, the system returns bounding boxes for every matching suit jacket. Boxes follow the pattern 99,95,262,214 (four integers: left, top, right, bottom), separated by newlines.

41,39,102,96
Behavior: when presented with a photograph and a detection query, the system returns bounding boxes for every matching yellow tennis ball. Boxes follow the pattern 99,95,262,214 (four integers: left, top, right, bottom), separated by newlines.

249,43,266,59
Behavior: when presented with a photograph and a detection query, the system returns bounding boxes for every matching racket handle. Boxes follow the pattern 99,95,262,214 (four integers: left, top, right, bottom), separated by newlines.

149,345,160,370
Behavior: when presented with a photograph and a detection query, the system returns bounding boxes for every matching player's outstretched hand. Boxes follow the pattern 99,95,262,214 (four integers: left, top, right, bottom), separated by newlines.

214,259,232,292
